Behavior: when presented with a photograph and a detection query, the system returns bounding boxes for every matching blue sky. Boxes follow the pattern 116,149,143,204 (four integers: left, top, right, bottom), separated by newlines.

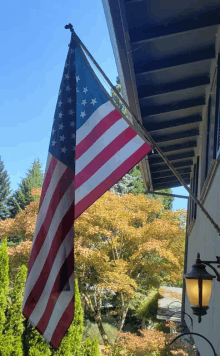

0,0,188,210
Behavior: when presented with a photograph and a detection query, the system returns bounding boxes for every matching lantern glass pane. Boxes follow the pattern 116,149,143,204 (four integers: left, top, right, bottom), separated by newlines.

202,279,212,306
186,279,199,306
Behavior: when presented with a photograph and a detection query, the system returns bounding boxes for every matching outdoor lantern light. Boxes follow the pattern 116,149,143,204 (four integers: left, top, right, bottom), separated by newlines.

183,253,220,323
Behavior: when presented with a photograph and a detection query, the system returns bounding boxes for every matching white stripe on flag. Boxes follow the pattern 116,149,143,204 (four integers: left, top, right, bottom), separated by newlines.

76,101,114,145
32,160,67,245
23,179,75,307
44,153,53,180
43,275,74,343
28,229,74,326
75,134,145,204
75,118,126,174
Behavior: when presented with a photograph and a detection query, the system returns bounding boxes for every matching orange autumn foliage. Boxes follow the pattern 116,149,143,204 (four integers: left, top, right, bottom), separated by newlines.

113,329,195,356
1,188,186,293
115,329,166,355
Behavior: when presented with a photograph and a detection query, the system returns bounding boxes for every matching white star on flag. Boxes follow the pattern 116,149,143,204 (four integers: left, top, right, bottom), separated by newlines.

58,89,62,96
91,98,97,106
83,87,88,94
59,123,64,130
64,62,69,68
51,140,56,146
58,112,64,119
76,76,80,83
60,135,66,142
80,111,86,118
70,121,75,127
82,99,87,106
71,133,75,139
76,88,79,93
52,128,56,135
68,109,74,116
67,97,73,104
66,86,71,92
65,74,70,80
61,147,67,153
58,100,62,107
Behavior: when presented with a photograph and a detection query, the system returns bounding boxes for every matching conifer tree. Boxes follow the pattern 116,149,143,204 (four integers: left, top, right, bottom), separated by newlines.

81,338,99,356
54,279,84,356
0,157,11,220
3,265,27,356
0,239,9,351
7,159,44,218
24,322,52,356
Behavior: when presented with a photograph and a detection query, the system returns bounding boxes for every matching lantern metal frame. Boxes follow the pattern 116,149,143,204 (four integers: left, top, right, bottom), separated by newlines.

183,253,220,322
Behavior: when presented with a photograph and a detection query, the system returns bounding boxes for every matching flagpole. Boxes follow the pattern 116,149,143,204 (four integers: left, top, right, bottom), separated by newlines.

65,24,220,236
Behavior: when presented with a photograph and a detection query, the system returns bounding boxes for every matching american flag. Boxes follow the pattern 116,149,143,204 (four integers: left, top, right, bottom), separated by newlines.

22,33,152,349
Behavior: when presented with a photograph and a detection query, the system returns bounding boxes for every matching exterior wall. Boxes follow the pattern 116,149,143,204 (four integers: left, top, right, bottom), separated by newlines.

185,27,220,356
185,164,220,356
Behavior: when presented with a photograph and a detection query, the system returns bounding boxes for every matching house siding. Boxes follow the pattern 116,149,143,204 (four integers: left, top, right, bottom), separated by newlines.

185,164,220,356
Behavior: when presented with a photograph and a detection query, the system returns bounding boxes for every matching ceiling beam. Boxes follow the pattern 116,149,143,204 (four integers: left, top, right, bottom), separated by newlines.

151,159,193,173
135,47,215,76
151,128,199,144
138,76,210,99
147,190,188,199
144,115,202,132
149,150,195,166
151,167,191,180
128,9,220,44
152,173,190,186
153,179,190,190
157,140,197,154
141,97,205,117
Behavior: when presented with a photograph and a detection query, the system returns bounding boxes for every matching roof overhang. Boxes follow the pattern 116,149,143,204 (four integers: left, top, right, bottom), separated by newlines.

102,0,220,190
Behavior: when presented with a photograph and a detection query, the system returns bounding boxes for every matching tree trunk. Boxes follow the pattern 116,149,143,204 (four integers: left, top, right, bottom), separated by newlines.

141,318,146,330
82,292,109,346
117,292,130,332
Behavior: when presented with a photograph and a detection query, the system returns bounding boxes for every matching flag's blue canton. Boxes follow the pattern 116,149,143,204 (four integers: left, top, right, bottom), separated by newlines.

49,35,109,172
74,40,109,130
49,40,77,172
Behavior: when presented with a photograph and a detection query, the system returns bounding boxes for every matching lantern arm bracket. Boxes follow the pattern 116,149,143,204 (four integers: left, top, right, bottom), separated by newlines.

168,311,193,330
200,260,220,281
169,332,217,356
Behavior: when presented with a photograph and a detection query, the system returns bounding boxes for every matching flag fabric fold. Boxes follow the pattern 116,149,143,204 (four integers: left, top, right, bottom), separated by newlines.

22,33,152,349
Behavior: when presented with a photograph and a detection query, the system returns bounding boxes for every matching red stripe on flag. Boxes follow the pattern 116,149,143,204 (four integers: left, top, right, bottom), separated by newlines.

49,296,74,350
39,157,58,210
75,143,152,219
74,126,136,190
23,202,75,318
75,109,121,160
36,252,74,334
28,168,75,274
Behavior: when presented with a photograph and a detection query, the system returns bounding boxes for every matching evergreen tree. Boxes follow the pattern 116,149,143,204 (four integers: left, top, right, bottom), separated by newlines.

110,164,174,210
54,279,84,356
24,322,52,356
3,265,27,356
0,239,9,352
81,338,99,356
111,76,126,114
7,159,44,218
0,157,11,220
